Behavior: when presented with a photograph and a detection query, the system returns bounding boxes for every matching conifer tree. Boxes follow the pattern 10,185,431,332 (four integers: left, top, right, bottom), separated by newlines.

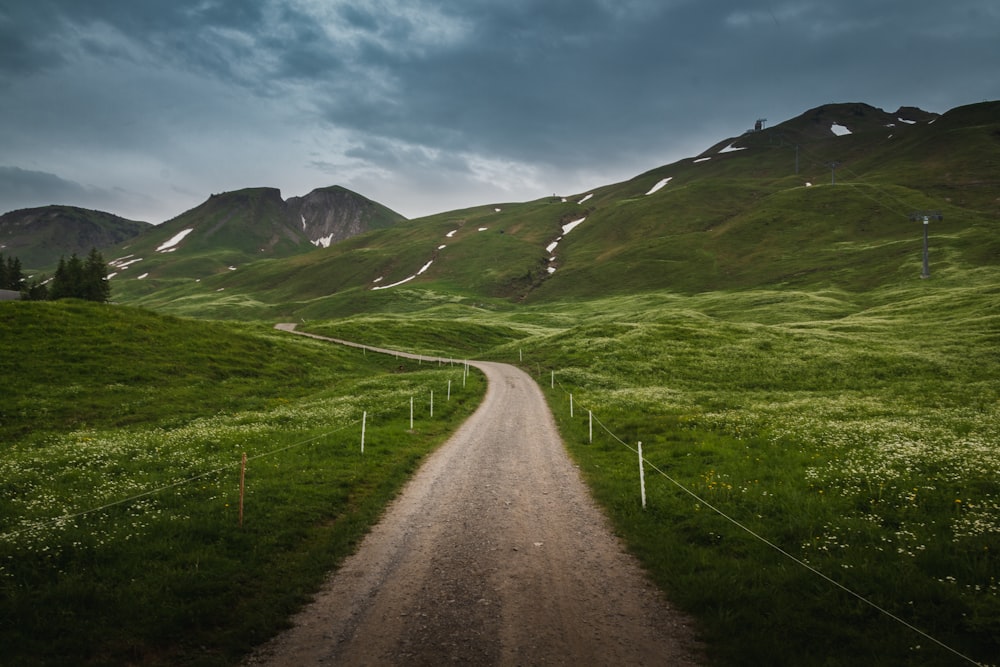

48,256,70,300
48,250,111,302
7,256,24,291
0,254,26,291
83,248,111,302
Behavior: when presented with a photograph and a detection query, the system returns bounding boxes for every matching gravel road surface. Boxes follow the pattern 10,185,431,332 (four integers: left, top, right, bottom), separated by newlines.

248,326,704,665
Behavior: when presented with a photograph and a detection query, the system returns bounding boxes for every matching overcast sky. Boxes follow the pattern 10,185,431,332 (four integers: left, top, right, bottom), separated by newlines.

1,1,997,223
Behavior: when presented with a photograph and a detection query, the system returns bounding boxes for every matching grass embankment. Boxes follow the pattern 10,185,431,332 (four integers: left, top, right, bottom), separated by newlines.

0,301,485,666
504,282,999,666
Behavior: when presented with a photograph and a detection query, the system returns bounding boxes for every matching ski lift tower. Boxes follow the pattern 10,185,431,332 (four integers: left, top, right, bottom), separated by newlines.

910,211,943,279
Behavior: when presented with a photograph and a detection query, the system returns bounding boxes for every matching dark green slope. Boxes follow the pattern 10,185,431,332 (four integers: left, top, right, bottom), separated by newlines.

108,185,407,301
116,101,999,318
0,205,150,269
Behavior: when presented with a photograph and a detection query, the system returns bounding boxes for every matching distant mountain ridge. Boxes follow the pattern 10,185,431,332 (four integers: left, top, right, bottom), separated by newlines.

0,206,150,268
101,185,406,285
1,185,406,282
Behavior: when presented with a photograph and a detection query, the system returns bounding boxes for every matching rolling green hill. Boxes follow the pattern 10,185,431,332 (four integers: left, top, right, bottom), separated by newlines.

0,205,150,269
108,101,998,319
98,185,406,299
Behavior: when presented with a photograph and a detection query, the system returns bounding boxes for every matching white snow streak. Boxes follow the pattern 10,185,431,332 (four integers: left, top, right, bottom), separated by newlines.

111,257,144,269
561,217,586,235
312,234,334,248
694,157,712,163
645,177,672,195
372,274,416,290
831,123,851,136
578,193,593,204
718,143,746,153
157,228,194,252
137,273,149,280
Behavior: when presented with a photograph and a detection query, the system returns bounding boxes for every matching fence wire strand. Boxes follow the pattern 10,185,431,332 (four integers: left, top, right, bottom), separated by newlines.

557,377,980,666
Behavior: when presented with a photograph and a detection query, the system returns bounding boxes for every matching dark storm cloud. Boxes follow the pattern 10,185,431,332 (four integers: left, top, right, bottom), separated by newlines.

0,0,996,220
0,167,154,218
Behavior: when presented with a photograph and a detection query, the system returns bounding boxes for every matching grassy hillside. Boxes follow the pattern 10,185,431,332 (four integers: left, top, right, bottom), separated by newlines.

0,301,485,666
108,102,998,319
0,205,150,270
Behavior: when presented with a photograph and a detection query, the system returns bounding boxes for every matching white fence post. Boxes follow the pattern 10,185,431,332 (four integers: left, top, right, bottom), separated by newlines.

638,441,646,509
361,411,367,454
570,393,574,418
410,396,414,430
448,379,452,401
551,370,554,389
589,410,593,443
430,390,434,417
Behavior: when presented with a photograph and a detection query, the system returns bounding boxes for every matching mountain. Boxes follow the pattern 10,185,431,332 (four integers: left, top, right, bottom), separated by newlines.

111,100,998,320
104,185,406,288
0,205,150,268
288,185,404,248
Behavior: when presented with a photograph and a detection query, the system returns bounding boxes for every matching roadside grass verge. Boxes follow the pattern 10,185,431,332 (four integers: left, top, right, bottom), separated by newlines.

500,281,999,666
0,301,485,666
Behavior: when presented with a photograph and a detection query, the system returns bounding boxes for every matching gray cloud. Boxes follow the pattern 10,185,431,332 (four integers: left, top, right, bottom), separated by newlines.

0,0,997,221
0,167,155,220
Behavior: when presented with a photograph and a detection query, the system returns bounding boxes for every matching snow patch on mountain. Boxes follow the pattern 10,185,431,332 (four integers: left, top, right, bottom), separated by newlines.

645,177,672,195
157,228,194,252
313,234,335,248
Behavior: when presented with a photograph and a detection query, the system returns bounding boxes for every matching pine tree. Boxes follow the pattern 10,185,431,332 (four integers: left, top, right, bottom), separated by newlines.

48,251,111,302
7,256,25,291
49,256,69,300
23,277,49,301
83,248,111,302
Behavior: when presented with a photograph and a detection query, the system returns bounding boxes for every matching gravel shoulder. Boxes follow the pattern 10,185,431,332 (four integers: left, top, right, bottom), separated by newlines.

248,328,705,665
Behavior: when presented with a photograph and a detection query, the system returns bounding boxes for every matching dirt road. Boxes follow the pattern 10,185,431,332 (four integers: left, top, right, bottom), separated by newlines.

249,327,704,665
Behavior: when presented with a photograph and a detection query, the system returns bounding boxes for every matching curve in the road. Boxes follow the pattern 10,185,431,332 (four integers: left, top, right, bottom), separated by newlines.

247,324,704,665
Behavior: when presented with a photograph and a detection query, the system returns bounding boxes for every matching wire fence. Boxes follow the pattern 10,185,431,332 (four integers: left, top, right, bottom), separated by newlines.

0,362,471,545
548,374,981,666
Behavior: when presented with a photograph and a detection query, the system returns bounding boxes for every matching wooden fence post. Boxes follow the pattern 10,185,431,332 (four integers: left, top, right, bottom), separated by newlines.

361,411,367,453
638,441,646,509
239,452,247,528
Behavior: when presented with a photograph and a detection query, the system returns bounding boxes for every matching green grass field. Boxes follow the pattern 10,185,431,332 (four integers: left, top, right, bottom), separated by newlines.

0,301,485,666
290,273,1000,665
504,281,999,666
